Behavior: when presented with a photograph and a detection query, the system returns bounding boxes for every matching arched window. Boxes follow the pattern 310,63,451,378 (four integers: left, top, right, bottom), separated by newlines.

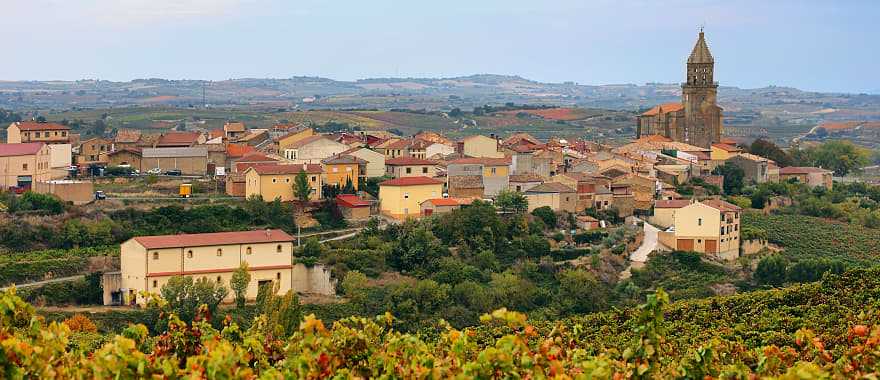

276,244,282,253
216,276,222,283
216,248,223,257
152,252,159,260
152,280,158,288
246,247,252,255
187,250,193,258
276,272,281,280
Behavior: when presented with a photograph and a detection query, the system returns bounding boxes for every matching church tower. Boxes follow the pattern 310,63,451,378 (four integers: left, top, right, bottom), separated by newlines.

681,30,722,148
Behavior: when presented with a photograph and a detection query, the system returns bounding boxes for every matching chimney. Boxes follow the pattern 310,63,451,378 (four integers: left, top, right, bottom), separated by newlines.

265,228,271,238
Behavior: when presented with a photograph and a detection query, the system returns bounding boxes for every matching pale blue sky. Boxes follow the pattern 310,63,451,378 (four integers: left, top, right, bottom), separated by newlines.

3,0,877,93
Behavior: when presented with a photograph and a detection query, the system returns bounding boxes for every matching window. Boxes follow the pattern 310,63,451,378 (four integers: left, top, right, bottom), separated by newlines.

153,280,158,288
311,176,316,182
406,167,412,174
491,167,497,174
216,249,223,257
697,218,702,226
22,163,27,170
516,186,522,192
332,167,338,173
698,239,702,243
276,244,282,253
276,272,281,280
61,131,67,137
187,250,193,258
404,192,409,199
285,178,290,183
422,167,428,174
272,178,277,183
735,224,738,231
246,247,252,255
216,276,222,283
152,252,159,260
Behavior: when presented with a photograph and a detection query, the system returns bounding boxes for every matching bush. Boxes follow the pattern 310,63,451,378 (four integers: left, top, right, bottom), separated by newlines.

755,254,787,287
531,207,557,229
573,230,608,245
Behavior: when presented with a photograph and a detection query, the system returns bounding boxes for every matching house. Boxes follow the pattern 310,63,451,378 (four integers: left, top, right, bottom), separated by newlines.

244,164,323,202
576,215,600,230
612,173,656,211
113,129,143,151
659,199,741,260
385,157,438,178
336,194,372,220
459,135,503,158
509,173,544,193
414,131,453,146
727,153,769,184
156,131,204,148
281,135,348,164
198,144,228,174
106,148,142,170
610,184,636,217
141,147,209,175
77,137,112,166
593,185,614,211
447,157,510,197
277,127,316,151
524,182,577,213
779,166,833,189
225,173,247,197
650,199,693,228
551,172,612,212
420,197,472,216
0,143,51,190
510,148,554,177
322,154,365,190
447,175,484,199
108,229,295,305
710,143,742,161
230,152,277,173
425,142,456,159
224,122,247,140
237,130,271,149
342,147,385,178
6,122,70,144
378,176,444,220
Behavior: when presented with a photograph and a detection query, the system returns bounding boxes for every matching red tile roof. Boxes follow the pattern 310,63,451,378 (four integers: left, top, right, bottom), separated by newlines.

322,154,367,165
655,199,692,209
11,122,70,131
641,103,683,116
246,163,323,175
526,182,576,193
0,142,45,157
701,199,742,212
779,166,832,175
422,198,461,206
224,122,246,132
226,144,257,158
336,194,371,208
711,143,741,152
133,229,293,249
385,157,437,166
379,176,443,186
157,132,201,147
450,157,511,166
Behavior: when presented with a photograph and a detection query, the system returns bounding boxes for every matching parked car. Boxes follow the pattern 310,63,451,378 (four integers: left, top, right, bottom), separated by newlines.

94,191,107,200
164,169,182,176
146,168,162,175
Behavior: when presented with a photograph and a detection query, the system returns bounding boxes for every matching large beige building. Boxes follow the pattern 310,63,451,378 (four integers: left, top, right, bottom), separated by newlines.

378,176,444,220
244,163,323,202
111,230,295,305
659,199,741,260
0,143,51,189
281,135,348,164
7,122,71,144
459,135,503,158
140,147,208,175
524,182,577,213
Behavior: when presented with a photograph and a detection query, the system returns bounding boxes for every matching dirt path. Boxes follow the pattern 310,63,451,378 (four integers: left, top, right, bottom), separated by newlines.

1,275,84,291
619,219,662,280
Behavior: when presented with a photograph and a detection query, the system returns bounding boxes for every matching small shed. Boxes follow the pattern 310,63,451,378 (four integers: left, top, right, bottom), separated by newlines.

336,194,372,220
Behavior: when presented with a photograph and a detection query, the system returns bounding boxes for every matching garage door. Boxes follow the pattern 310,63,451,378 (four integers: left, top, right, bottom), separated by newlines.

705,239,717,253
677,239,694,251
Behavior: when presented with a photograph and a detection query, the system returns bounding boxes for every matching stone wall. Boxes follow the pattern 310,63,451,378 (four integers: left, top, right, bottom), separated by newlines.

291,263,336,296
741,239,768,256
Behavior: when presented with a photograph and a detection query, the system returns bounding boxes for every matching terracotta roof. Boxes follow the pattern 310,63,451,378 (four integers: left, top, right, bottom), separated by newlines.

779,166,832,175
157,132,201,147
448,175,484,189
712,143,741,152
114,129,142,143
509,173,544,183
224,122,246,132
11,121,69,131
577,215,598,222
380,176,443,186
227,144,257,158
503,133,541,146
450,157,511,166
385,157,437,166
701,199,742,212
322,154,366,165
385,139,414,150
287,134,331,148
688,31,714,64
247,163,322,175
0,142,45,157
108,148,142,156
133,229,293,249
336,194,371,208
733,152,768,162
641,103,683,117
526,182,576,193
508,144,538,153
141,147,207,158
691,151,711,160
655,199,692,209
422,198,461,207
208,129,225,140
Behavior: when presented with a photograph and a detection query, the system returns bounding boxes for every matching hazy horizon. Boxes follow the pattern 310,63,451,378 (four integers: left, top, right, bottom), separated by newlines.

3,0,878,94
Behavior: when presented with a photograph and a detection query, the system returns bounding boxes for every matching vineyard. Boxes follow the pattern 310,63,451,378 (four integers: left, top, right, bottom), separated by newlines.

742,212,880,265
4,268,880,377
0,246,118,286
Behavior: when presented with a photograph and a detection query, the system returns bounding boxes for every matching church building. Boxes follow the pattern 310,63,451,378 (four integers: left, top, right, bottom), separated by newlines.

636,30,723,149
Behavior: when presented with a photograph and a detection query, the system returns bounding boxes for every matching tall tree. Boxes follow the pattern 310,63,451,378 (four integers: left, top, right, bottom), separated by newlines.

495,190,528,214
748,139,793,167
712,162,745,194
230,262,251,309
293,171,311,203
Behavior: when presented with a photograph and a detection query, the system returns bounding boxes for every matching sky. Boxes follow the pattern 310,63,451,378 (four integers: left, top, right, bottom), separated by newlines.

2,0,877,93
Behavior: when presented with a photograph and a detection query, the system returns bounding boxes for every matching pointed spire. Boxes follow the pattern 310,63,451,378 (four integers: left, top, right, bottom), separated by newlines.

688,29,714,64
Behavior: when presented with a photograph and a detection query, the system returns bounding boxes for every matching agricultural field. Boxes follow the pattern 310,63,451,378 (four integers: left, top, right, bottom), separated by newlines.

741,212,880,265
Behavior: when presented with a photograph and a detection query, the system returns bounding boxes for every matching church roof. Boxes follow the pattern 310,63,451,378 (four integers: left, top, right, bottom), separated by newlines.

688,31,714,64
641,102,684,116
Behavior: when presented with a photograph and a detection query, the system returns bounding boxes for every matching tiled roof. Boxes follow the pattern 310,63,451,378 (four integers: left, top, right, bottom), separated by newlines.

141,147,208,158
422,198,461,207
133,229,293,249
227,144,257,158
779,166,832,175
712,143,741,152
156,132,201,147
224,122,246,132
701,199,742,212
385,157,437,166
503,133,541,146
0,142,45,157
509,173,544,182
688,31,714,64
526,182,576,193
247,163,322,175
641,103,683,116
336,194,371,208
287,134,331,148
114,129,142,143
655,199,692,209
448,175,484,189
322,154,366,165
11,121,69,131
380,176,443,186
235,152,276,162
450,157,511,166
734,152,768,162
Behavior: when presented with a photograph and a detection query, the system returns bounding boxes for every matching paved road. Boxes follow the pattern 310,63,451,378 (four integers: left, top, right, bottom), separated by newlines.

0,275,85,291
630,219,661,263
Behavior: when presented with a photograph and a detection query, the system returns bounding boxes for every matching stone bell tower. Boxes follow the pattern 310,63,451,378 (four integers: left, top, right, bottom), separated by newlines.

681,29,722,148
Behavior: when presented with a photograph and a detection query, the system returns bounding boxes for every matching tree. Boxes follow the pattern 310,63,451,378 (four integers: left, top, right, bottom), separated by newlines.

341,177,356,194
160,276,229,324
293,171,311,203
230,262,251,309
748,139,793,167
297,237,324,258
796,140,870,176
255,286,302,339
554,269,609,314
495,190,528,214
712,162,745,194
531,206,557,229
389,220,445,273
755,254,787,287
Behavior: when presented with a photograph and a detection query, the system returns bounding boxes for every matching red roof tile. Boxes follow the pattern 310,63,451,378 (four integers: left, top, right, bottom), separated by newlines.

133,229,293,249
0,142,45,157
422,198,461,206
11,122,69,131
711,143,741,152
226,144,257,158
641,103,683,116
157,132,201,147
379,176,443,186
336,194,371,208
779,166,832,175
246,163,322,175
385,157,437,166
655,199,692,209
701,199,742,212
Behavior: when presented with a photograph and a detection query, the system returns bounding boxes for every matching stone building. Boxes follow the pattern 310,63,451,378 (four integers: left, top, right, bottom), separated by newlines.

637,30,723,149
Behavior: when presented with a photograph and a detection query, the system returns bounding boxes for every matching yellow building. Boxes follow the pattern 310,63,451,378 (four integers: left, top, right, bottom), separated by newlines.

460,135,503,158
277,127,315,151
378,176,444,220
710,143,742,161
650,199,693,228
659,199,741,260
244,163,323,202
321,154,365,190
0,143,52,189
111,230,295,305
524,182,577,213
7,122,71,144
385,157,438,178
